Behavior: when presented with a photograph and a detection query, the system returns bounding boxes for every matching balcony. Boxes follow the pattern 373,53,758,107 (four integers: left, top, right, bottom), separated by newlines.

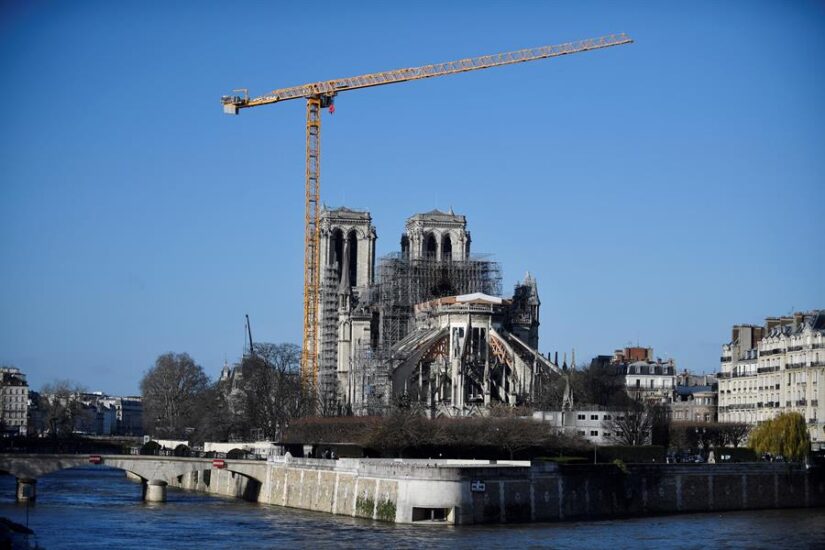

757,366,779,374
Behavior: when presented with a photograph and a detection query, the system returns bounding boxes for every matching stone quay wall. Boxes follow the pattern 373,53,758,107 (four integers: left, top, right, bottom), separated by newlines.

166,459,825,524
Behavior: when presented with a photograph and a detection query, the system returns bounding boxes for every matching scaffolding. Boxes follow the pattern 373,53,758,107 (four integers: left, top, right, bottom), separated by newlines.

372,253,502,352
317,264,339,403
350,344,391,416
343,254,502,414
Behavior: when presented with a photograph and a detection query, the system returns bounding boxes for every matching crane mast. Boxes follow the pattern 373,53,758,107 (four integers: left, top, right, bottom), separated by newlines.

222,33,633,392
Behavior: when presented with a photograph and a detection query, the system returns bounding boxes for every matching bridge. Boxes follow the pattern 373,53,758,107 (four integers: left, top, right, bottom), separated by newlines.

0,454,268,503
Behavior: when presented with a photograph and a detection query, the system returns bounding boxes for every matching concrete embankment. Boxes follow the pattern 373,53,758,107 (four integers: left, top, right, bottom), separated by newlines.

166,458,825,524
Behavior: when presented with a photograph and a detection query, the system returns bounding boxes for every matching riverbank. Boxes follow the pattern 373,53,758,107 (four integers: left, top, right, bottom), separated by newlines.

166,458,825,524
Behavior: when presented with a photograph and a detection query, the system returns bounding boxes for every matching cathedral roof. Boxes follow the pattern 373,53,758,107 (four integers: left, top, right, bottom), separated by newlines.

321,205,372,221
407,208,466,224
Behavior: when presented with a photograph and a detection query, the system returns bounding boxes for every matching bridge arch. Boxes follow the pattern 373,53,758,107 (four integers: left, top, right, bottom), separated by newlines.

0,454,268,502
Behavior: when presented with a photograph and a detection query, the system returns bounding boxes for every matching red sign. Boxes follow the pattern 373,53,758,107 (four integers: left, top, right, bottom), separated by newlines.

212,459,226,469
89,455,102,464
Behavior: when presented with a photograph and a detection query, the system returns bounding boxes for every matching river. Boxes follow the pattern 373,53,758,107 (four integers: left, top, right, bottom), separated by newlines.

1,467,823,549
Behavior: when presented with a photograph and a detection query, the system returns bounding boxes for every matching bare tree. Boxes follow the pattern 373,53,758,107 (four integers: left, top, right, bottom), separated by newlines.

720,423,750,448
367,408,428,458
140,353,210,438
216,343,311,441
607,398,653,446
38,380,89,437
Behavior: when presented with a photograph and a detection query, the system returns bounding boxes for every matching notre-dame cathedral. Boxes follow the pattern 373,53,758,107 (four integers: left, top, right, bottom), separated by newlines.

317,207,559,416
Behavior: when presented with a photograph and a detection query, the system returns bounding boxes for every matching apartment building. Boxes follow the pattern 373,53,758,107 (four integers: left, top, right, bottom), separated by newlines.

718,310,825,450
0,367,29,435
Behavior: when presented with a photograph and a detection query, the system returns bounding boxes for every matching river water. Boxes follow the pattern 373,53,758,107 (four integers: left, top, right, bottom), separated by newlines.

1,467,823,549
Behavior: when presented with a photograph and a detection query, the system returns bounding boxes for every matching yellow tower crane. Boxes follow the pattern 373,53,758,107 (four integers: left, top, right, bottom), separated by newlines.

221,33,633,390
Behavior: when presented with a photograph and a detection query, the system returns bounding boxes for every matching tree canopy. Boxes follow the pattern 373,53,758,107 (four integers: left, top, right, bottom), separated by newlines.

749,412,810,461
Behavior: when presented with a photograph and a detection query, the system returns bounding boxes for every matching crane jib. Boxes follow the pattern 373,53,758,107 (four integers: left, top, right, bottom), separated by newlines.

222,33,632,110
219,32,633,392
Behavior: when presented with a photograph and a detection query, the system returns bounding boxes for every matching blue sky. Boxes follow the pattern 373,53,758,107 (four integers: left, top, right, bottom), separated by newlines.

1,1,823,395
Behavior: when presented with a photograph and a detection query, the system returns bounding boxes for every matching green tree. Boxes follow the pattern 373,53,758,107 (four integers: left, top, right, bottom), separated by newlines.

749,412,810,461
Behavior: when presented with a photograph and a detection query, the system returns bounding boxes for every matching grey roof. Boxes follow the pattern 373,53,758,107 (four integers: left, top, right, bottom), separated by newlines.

407,208,466,224
321,206,372,221
766,311,825,337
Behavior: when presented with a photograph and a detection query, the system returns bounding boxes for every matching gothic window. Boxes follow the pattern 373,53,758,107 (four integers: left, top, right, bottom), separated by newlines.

401,235,410,260
347,230,358,286
441,234,452,261
330,228,344,282
424,233,437,259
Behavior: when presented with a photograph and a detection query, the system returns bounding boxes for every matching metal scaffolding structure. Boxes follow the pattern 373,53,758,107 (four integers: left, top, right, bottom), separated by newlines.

318,265,339,403
344,254,502,414
372,254,502,352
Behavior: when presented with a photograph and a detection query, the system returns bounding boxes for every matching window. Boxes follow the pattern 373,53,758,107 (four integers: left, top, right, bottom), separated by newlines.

590,414,599,420
577,430,585,436
577,414,585,420
603,415,612,420
636,380,641,388
590,430,599,437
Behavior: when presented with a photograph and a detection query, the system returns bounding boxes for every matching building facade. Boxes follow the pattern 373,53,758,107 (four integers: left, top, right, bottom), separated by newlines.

671,371,718,423
718,310,825,450
533,408,651,446
671,386,717,423
611,347,676,403
0,367,29,435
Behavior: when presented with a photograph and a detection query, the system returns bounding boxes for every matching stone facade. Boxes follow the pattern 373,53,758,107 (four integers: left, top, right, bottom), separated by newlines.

403,209,470,261
718,310,825,450
533,409,625,446
0,367,29,435
671,385,717,423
